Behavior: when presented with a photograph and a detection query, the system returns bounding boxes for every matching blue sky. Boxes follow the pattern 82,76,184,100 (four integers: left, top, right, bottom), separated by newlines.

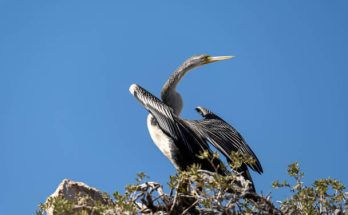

1,1,347,213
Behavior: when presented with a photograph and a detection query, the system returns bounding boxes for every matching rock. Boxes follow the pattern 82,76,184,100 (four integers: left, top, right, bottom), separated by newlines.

44,179,119,215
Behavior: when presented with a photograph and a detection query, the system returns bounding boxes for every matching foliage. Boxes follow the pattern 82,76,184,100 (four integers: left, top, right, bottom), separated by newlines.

36,193,110,215
37,161,347,214
37,196,74,215
273,162,347,214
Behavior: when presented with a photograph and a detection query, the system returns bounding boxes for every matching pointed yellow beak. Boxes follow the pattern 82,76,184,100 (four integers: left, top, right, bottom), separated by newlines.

206,56,234,63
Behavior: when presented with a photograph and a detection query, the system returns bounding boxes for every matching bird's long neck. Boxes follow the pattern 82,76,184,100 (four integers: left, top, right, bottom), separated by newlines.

161,61,197,115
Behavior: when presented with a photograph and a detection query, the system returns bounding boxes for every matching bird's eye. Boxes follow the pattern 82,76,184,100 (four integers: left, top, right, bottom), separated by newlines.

202,56,211,64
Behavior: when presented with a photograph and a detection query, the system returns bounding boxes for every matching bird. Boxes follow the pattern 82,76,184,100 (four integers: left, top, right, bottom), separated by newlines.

129,55,263,191
160,55,263,183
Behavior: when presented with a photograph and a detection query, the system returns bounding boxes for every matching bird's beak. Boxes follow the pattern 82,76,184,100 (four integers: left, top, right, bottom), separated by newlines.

206,56,234,64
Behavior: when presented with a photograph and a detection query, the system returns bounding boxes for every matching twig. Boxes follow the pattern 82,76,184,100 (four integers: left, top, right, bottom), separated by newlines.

169,181,181,214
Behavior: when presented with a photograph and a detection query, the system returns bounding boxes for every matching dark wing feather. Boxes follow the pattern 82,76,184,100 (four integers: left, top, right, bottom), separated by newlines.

189,110,263,174
189,118,258,192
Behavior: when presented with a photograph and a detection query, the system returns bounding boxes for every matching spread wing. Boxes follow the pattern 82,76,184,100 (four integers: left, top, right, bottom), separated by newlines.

188,107,263,174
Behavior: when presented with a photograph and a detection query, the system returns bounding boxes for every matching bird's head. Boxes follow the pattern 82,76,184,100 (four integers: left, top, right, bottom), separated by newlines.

184,55,234,69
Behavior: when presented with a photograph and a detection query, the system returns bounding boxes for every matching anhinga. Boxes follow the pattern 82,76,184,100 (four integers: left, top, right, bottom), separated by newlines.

129,55,263,191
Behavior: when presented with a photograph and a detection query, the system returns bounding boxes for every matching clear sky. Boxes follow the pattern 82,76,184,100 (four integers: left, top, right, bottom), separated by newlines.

1,1,347,213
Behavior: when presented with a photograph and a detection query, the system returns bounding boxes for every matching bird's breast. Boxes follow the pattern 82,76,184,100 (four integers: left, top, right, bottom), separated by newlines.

147,114,179,169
